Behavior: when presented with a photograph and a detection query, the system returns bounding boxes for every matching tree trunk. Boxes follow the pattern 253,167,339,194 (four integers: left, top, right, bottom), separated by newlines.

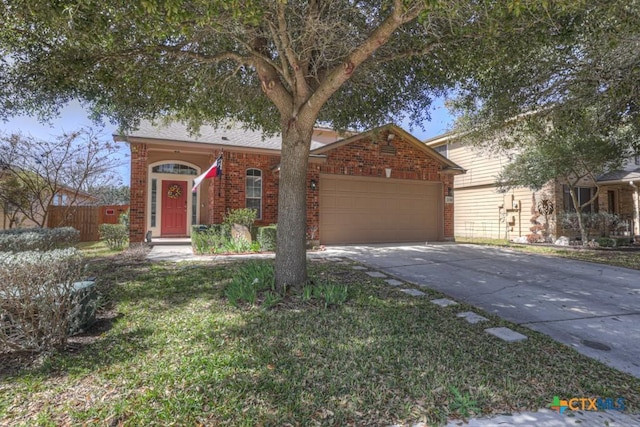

274,121,313,292
576,208,588,245
569,188,588,245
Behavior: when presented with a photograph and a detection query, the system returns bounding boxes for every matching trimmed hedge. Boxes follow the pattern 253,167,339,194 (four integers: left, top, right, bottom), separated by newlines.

595,237,633,248
0,248,93,352
0,227,79,252
257,225,277,251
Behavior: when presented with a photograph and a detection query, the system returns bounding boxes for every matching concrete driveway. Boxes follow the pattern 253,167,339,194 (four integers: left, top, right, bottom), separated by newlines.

325,243,640,378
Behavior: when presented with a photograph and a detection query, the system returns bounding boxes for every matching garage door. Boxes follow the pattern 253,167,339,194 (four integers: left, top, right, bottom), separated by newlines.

319,174,442,244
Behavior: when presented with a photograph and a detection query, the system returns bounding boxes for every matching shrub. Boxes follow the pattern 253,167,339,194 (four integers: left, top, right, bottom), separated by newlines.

0,248,93,352
119,209,130,228
0,227,79,252
99,223,128,250
595,237,616,248
615,237,632,247
257,225,277,251
223,208,257,229
191,224,231,254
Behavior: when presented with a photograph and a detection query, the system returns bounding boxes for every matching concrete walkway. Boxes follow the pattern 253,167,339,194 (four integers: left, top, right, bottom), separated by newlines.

146,243,640,426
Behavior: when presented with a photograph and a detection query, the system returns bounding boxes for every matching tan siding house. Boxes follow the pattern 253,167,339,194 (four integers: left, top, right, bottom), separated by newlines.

427,134,640,242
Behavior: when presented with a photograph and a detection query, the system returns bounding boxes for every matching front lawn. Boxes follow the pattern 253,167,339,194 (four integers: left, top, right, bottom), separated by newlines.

1,256,638,426
455,237,640,270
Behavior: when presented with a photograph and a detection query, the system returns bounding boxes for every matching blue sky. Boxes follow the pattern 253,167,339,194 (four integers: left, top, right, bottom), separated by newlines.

0,99,454,185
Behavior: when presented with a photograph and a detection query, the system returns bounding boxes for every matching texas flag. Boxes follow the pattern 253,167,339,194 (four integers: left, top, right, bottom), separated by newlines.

192,154,222,193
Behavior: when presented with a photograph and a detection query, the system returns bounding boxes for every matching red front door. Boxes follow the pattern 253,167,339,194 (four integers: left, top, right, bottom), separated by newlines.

161,180,188,236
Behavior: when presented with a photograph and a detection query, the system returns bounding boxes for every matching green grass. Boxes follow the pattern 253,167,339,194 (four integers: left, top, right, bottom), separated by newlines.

1,258,639,426
75,241,124,257
456,237,640,270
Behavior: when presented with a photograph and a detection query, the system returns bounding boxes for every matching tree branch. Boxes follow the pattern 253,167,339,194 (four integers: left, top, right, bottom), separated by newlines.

304,1,424,118
276,2,307,97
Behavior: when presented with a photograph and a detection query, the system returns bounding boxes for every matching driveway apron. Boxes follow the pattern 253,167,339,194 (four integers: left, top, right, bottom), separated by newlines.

325,243,640,378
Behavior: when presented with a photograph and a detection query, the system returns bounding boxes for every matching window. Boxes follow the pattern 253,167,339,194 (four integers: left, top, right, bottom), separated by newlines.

152,163,198,175
607,190,617,214
52,193,68,206
246,169,262,219
434,144,448,158
563,185,598,213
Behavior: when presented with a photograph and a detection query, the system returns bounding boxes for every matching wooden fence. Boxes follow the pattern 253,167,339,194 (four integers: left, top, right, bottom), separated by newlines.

47,205,129,242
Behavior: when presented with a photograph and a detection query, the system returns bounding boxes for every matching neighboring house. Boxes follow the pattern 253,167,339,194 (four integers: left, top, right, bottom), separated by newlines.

0,166,98,230
0,170,99,230
426,134,640,241
115,121,464,244
51,185,99,207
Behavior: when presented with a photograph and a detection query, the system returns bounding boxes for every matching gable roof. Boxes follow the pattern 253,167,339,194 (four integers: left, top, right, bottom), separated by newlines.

312,123,465,174
423,131,461,148
597,167,640,184
114,120,341,151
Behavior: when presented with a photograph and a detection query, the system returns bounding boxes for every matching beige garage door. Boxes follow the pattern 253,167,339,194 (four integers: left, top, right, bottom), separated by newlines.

319,174,442,244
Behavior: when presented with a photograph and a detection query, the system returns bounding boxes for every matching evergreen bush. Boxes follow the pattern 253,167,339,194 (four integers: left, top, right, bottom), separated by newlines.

99,223,128,250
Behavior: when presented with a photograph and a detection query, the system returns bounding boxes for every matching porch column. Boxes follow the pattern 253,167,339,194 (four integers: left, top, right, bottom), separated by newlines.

631,181,640,241
129,143,148,243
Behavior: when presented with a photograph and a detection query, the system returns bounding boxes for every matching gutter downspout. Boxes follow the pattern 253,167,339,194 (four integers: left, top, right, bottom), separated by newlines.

630,181,640,243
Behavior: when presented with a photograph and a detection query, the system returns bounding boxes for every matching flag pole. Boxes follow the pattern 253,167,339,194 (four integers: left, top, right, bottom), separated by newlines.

218,150,223,198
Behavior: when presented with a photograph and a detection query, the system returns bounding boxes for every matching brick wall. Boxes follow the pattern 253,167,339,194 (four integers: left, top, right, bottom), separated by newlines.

317,130,456,239
212,151,281,226
129,142,148,243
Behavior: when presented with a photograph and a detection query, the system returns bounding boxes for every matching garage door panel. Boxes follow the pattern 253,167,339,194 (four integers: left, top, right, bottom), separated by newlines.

319,174,442,245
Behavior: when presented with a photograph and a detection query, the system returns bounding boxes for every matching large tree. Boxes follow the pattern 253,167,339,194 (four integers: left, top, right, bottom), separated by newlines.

0,0,566,290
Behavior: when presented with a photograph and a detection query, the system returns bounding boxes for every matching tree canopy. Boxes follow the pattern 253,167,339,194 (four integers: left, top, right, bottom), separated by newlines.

452,1,640,145
0,0,575,288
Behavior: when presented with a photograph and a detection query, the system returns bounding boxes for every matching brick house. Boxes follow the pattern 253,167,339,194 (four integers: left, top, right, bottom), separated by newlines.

115,121,464,245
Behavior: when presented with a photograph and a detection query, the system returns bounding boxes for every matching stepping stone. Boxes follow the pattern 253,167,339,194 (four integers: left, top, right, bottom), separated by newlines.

456,311,489,324
365,271,387,278
385,279,404,287
401,288,426,297
325,257,343,262
430,298,458,307
352,266,367,270
485,327,528,342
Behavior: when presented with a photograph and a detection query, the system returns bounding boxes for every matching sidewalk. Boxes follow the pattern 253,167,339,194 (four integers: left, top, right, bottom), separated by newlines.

146,245,640,427
441,408,640,426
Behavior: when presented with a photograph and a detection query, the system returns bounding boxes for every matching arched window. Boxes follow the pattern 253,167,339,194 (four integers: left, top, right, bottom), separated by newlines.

246,169,262,219
151,163,198,175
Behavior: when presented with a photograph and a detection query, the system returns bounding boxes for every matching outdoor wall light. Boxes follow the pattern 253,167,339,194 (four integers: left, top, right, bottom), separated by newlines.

310,179,318,190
